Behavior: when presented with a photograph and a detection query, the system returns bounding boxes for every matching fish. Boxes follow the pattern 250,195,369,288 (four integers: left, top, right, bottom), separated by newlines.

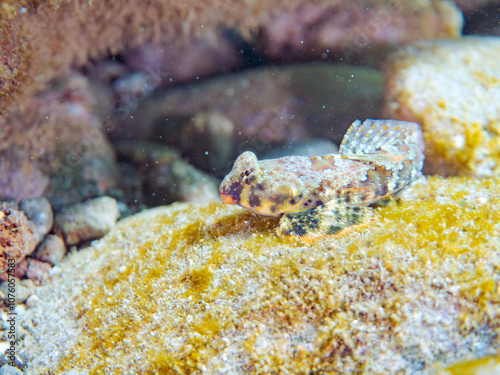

219,119,425,243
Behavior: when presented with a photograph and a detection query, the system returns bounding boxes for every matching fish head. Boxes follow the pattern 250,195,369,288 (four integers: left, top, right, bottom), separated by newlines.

219,151,309,216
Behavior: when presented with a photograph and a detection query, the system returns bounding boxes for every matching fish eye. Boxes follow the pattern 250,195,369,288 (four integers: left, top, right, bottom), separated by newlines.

245,170,251,176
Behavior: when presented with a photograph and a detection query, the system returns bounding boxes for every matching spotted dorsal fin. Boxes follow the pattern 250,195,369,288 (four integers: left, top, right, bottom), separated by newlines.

339,119,425,156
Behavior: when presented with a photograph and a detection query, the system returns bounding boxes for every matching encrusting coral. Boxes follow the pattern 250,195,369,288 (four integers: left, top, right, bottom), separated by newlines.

21,176,500,374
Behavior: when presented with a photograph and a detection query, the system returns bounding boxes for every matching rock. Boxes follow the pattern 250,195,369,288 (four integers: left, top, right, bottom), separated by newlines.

124,36,243,88
26,259,52,286
55,197,120,246
0,204,38,273
19,197,53,243
2,325,26,342
0,73,119,208
164,110,234,173
0,278,34,304
0,0,464,120
19,279,36,290
13,305,25,319
111,64,384,175
0,365,23,375
32,235,67,265
255,1,463,62
14,260,28,280
115,142,220,206
25,295,40,308
0,260,28,282
22,176,500,374
384,36,500,177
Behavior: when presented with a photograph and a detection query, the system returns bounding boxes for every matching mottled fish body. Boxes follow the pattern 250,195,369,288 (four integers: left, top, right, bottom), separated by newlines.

220,119,425,243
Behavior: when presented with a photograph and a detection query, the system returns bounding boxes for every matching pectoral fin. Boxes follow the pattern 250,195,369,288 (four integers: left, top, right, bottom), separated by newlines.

277,200,376,244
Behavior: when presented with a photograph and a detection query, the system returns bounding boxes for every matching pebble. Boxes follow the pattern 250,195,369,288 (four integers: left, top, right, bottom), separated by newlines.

0,365,23,375
32,234,67,265
115,142,219,206
25,295,40,308
0,342,8,354
0,351,27,373
26,259,52,286
12,305,24,319
19,197,53,243
0,260,28,282
55,196,120,246
19,279,35,290
0,279,34,304
1,326,26,342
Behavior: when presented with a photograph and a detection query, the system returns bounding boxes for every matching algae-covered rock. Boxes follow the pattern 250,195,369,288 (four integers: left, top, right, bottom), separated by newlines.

433,355,500,375
21,176,500,374
384,36,500,177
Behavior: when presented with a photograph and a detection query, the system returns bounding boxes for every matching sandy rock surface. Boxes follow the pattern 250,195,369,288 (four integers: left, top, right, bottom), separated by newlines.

384,36,500,177
20,176,500,374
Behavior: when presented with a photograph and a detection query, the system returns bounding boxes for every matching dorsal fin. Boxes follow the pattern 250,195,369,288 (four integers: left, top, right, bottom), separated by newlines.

339,119,425,156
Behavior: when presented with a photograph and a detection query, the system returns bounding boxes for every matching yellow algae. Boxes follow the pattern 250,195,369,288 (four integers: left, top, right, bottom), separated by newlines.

22,177,500,374
183,265,214,295
432,355,500,375
384,37,500,177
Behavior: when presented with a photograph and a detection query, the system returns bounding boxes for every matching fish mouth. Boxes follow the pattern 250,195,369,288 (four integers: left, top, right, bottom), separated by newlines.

220,193,237,205
219,181,244,205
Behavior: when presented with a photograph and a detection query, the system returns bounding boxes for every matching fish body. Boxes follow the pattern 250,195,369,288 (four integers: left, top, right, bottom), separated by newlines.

220,119,425,243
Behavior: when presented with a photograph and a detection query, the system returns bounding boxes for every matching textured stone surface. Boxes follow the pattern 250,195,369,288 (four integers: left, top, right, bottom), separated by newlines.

21,176,500,374
256,1,462,62
26,259,52,286
384,36,500,177
0,278,34,304
0,74,119,206
32,235,67,266
0,204,37,273
19,198,53,243
115,142,220,207
55,197,120,246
